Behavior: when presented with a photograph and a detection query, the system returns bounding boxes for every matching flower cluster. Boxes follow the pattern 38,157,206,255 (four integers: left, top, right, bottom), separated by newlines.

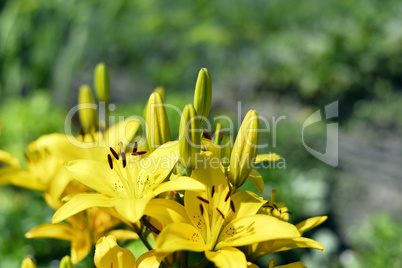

1,64,326,268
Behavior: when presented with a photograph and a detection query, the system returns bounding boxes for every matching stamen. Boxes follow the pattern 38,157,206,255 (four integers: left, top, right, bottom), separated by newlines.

283,211,292,215
200,204,204,215
203,130,211,139
122,152,126,168
271,189,277,203
216,208,225,219
131,142,147,155
79,128,85,138
133,142,138,152
110,147,119,160
230,200,236,213
225,188,232,202
211,185,215,198
273,204,278,210
225,176,231,188
197,196,210,204
107,154,113,169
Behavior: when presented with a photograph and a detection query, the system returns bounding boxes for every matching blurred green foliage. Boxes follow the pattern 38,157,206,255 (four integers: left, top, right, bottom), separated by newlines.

2,0,402,110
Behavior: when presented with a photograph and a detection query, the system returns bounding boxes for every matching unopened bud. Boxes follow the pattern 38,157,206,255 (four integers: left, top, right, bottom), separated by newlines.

146,92,170,150
21,258,36,268
94,63,110,103
179,104,201,170
78,84,97,133
153,86,165,102
59,256,74,268
193,68,212,125
220,134,233,169
228,110,259,188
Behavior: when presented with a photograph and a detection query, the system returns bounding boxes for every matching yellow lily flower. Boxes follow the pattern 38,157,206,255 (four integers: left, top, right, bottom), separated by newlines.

245,190,327,261
145,153,301,267
27,192,137,264
53,141,205,224
0,116,140,196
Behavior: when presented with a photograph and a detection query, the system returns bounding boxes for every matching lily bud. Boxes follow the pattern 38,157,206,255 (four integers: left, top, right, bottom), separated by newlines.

78,85,97,133
228,110,259,188
220,134,233,170
94,63,110,103
153,86,165,102
21,258,36,268
193,68,212,125
59,256,74,268
146,92,170,150
179,104,201,170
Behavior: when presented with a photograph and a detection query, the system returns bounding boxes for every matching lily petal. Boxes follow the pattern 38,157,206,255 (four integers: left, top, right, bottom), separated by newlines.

105,229,139,241
205,247,247,268
106,117,141,149
0,150,20,168
145,198,192,226
250,237,325,260
255,154,280,163
25,223,91,264
138,141,179,186
216,215,300,249
64,160,127,198
153,176,206,196
53,193,114,223
296,216,328,235
95,235,137,268
155,223,207,253
137,250,169,268
111,196,152,223
248,169,264,193
25,223,76,241
226,190,265,223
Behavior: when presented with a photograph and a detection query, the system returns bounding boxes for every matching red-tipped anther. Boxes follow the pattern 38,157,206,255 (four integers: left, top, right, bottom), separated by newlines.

110,147,119,160
211,185,215,198
107,154,113,169
197,196,210,204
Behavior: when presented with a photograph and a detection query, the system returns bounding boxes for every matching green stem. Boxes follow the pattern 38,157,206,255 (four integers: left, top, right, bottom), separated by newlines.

129,223,153,251
141,216,161,234
187,257,209,268
181,251,188,267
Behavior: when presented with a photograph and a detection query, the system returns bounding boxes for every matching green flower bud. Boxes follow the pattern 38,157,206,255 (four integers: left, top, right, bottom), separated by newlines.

146,92,170,150
94,63,110,103
228,110,260,188
193,68,212,125
59,256,74,268
179,104,201,170
21,258,36,268
220,134,233,169
78,84,97,133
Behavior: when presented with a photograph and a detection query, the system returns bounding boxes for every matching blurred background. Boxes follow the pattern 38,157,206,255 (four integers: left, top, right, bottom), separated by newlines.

1,0,402,267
